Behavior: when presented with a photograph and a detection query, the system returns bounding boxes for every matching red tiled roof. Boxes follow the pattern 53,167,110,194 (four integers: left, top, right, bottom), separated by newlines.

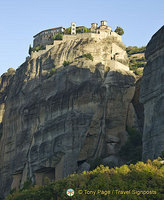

33,27,65,38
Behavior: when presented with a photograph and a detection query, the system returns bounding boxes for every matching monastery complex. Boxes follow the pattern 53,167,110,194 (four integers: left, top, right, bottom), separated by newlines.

30,20,126,71
33,20,121,48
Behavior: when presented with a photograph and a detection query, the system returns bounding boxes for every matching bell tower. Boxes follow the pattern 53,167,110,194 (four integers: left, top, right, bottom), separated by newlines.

71,22,76,35
91,23,98,31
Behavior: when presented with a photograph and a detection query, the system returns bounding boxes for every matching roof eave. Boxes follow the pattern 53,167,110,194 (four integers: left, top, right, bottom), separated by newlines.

33,27,65,38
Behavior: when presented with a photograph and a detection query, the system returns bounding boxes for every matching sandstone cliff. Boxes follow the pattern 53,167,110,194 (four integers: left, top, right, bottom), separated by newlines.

140,26,164,161
0,35,137,198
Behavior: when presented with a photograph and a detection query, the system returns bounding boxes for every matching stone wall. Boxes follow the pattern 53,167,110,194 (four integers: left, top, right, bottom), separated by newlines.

63,32,121,42
34,36,53,48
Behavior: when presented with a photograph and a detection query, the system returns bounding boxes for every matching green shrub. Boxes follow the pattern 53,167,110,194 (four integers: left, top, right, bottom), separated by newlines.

52,33,63,40
44,177,51,185
64,26,90,34
129,56,146,76
76,26,90,33
134,68,144,76
81,53,93,61
63,61,70,66
33,45,45,52
21,179,33,190
6,159,164,200
49,67,56,76
126,46,146,55
64,27,71,34
127,46,146,75
9,189,16,195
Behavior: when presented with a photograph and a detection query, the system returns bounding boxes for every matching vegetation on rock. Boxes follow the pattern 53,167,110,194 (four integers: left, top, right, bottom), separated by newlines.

63,60,71,66
28,44,32,55
126,46,146,55
49,67,56,76
126,46,146,76
64,26,90,34
114,26,124,35
64,27,71,34
52,33,63,40
33,45,45,52
81,53,94,61
76,26,90,33
6,158,164,200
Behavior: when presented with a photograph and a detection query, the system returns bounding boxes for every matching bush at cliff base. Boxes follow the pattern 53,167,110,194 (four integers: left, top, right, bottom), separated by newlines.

6,158,164,200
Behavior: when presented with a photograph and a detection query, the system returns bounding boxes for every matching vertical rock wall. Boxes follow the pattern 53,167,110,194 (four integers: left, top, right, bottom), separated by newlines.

140,26,164,161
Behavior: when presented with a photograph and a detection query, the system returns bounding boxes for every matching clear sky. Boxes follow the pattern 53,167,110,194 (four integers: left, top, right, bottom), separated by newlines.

0,0,163,76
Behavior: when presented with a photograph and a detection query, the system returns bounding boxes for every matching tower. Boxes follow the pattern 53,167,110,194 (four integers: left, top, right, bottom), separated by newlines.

71,22,76,35
91,23,98,31
101,20,107,26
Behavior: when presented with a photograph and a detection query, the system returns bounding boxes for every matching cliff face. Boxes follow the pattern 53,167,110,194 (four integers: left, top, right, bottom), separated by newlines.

140,26,164,161
0,36,136,198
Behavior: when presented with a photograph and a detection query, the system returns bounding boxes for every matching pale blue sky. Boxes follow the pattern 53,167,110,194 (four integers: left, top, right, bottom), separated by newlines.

0,0,163,75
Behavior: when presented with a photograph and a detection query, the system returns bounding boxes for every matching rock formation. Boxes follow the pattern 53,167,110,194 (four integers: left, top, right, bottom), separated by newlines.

140,26,164,161
0,35,137,198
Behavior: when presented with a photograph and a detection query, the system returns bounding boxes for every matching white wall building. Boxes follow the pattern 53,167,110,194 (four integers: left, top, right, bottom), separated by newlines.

71,22,76,35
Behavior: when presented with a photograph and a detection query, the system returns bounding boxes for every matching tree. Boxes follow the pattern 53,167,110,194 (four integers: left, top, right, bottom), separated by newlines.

114,26,124,36
52,33,63,40
64,27,71,34
28,44,32,55
76,26,90,33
